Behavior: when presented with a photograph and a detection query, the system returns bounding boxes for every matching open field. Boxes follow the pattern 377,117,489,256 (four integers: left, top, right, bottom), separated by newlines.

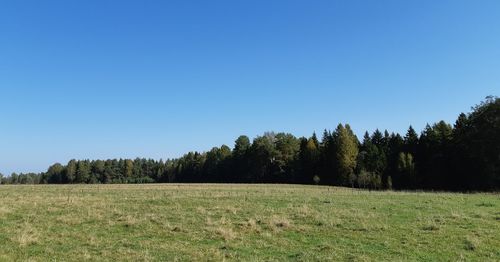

0,184,499,261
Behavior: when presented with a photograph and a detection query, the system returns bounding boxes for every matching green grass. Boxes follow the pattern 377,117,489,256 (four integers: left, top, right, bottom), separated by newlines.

0,184,499,261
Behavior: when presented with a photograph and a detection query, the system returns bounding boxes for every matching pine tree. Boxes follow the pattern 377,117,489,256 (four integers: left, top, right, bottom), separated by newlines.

404,125,419,156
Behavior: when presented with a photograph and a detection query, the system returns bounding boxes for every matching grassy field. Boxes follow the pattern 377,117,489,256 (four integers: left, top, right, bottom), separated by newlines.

0,184,498,261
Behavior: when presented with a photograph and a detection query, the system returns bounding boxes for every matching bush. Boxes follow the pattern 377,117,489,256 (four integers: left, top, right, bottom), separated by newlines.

313,175,320,185
357,170,382,190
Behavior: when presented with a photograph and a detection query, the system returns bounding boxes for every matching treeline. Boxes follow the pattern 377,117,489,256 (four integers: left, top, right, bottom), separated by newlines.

1,97,499,191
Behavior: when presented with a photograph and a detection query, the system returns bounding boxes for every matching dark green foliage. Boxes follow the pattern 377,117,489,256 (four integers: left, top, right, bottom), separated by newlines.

274,133,300,182
298,134,320,184
246,132,299,183
65,160,77,183
357,170,382,189
417,121,453,189
384,133,404,188
45,163,65,183
397,152,416,188
404,126,419,157
1,97,498,191
232,135,251,182
203,145,231,182
319,129,336,185
451,97,500,190
76,160,92,183
357,131,387,188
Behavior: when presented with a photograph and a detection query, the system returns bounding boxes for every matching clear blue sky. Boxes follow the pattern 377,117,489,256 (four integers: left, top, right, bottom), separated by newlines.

1,0,499,175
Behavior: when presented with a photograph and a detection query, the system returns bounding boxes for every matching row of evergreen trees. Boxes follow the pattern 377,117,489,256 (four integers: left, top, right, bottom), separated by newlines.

1,97,498,191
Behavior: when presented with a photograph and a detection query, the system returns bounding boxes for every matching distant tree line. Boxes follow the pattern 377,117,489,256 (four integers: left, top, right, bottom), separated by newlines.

1,97,499,191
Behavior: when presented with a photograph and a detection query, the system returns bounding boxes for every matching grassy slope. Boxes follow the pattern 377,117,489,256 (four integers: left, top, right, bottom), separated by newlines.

0,184,498,261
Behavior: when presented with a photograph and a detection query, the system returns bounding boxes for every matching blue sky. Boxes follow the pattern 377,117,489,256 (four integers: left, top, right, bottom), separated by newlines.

1,0,499,175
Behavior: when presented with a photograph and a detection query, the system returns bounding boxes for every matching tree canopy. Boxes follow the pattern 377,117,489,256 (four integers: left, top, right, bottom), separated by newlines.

1,97,499,191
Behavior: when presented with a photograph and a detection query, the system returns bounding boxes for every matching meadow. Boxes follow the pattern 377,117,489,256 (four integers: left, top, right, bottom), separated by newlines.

0,184,498,261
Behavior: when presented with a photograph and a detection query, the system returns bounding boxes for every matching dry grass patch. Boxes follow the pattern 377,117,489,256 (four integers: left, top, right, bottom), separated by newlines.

225,206,240,215
239,218,262,233
245,218,257,229
56,214,83,226
215,227,237,241
12,224,39,247
196,206,207,215
464,236,480,251
421,223,439,231
0,206,11,217
118,215,140,228
269,216,291,232
295,204,316,218
218,216,231,226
